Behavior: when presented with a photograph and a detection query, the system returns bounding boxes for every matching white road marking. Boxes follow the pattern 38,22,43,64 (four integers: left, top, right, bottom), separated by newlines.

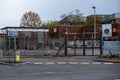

80,62,90,64
104,63,113,64
22,63,27,65
92,62,101,64
69,62,78,64
34,62,43,64
57,62,67,64
45,62,55,64
45,72,55,74
114,79,120,80
32,62,114,65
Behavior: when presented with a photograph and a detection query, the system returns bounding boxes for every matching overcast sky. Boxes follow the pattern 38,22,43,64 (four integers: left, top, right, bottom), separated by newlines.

0,0,120,28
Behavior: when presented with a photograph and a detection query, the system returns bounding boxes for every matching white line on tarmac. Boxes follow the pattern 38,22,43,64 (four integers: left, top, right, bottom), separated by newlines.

92,62,101,64
104,63,113,64
45,72,55,74
34,62,44,64
114,79,120,80
33,62,114,65
45,62,55,64
57,62,67,64
69,62,78,64
80,62,90,64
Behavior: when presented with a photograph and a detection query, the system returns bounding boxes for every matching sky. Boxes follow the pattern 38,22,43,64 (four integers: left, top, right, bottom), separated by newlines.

0,0,120,28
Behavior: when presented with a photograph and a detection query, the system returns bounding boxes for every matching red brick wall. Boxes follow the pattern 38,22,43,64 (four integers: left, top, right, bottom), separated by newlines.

53,25,101,40
18,32,38,49
115,18,120,24
53,25,83,39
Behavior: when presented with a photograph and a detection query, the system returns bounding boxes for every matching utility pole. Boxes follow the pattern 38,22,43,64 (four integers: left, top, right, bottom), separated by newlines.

92,6,96,47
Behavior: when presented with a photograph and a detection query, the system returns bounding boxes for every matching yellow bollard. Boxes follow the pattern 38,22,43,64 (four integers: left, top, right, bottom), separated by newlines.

16,56,20,62
15,50,20,62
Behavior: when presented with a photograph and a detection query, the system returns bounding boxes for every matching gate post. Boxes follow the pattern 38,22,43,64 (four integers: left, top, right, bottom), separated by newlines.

65,28,68,56
100,28,103,57
83,28,85,56
92,33,94,56
74,34,77,56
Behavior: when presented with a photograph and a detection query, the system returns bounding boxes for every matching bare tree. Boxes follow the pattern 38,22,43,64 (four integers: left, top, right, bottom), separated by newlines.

20,11,42,27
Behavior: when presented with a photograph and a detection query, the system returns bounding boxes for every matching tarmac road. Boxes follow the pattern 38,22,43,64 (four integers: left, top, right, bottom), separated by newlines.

0,56,120,80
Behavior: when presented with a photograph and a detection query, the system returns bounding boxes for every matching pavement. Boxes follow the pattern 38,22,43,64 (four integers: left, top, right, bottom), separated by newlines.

0,56,120,65
0,57,120,80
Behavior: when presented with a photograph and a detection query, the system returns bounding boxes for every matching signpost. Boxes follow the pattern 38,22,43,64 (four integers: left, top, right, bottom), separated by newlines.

7,31,18,62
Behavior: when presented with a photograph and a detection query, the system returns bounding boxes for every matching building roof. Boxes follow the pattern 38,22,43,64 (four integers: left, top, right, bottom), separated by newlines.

0,26,49,34
101,12,120,23
2,26,47,29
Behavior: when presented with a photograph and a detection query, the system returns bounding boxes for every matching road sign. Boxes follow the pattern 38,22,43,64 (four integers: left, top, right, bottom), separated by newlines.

8,31,14,36
7,31,18,36
102,24,112,37
103,37,108,41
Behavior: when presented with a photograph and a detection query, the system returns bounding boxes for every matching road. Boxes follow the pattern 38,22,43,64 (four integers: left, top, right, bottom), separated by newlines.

0,57,120,80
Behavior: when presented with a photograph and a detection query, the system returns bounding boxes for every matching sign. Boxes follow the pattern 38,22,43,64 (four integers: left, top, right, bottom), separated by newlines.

103,41,120,51
102,24,112,37
53,28,57,33
112,28,117,32
7,31,18,36
103,37,108,41
103,36,118,41
8,31,14,36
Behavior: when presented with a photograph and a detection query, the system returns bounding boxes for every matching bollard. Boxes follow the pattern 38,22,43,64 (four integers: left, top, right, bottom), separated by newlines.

48,47,51,56
15,50,20,62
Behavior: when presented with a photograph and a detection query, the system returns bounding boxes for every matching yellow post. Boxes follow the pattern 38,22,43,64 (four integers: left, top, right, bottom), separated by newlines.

16,50,20,62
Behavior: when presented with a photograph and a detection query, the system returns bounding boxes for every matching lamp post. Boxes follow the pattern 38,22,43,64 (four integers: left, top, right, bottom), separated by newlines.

92,6,96,47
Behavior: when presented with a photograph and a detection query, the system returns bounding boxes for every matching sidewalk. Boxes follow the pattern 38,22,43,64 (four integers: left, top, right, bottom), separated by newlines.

0,56,120,65
93,57,120,63
67,56,120,63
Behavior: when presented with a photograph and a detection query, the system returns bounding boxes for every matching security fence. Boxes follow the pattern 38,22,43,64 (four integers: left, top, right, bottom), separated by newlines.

55,28,103,56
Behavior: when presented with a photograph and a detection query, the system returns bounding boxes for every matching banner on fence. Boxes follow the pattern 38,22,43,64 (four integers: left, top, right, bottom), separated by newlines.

103,41,120,51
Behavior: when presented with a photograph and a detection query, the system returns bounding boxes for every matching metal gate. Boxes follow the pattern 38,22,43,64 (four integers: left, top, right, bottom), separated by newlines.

55,27,103,56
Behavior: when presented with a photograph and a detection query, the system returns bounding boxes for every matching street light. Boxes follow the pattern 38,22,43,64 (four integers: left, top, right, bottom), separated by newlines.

92,6,96,46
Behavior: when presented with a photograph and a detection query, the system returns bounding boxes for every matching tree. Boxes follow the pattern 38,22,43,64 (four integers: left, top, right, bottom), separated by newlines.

86,15,102,25
60,9,85,25
20,11,42,27
47,21,59,37
41,23,48,29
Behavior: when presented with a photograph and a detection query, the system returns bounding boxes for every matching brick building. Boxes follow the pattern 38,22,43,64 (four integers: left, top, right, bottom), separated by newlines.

52,24,120,47
0,27,49,50
101,12,120,24
53,12,120,41
53,25,83,39
53,25,101,40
